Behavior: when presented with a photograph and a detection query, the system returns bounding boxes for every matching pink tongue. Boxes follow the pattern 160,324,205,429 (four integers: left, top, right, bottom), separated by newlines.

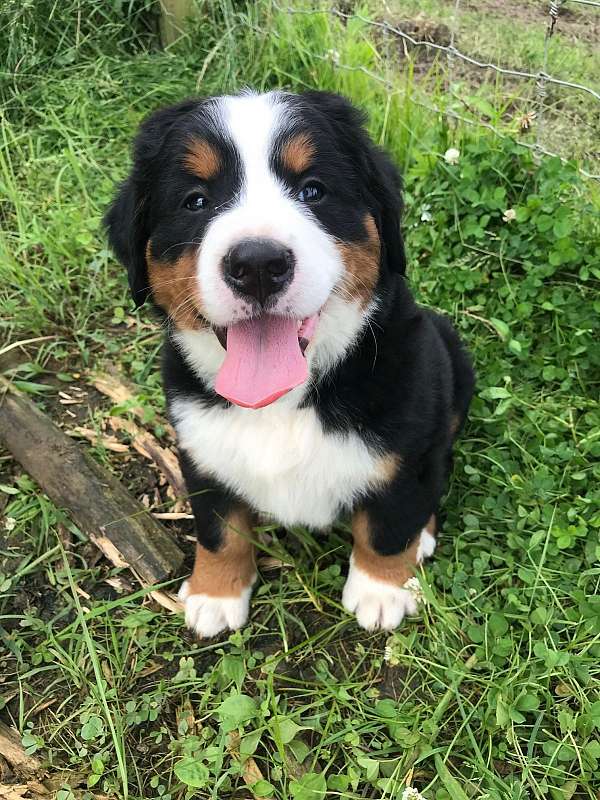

215,316,308,409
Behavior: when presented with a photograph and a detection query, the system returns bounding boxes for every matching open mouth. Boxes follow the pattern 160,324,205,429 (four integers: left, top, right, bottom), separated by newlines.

213,313,319,409
214,315,317,354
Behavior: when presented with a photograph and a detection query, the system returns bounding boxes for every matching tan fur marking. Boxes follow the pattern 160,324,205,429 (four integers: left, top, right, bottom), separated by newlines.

425,513,436,536
146,243,206,330
184,139,220,180
450,413,460,437
374,452,401,485
281,133,315,174
352,510,435,586
337,214,381,305
187,510,256,598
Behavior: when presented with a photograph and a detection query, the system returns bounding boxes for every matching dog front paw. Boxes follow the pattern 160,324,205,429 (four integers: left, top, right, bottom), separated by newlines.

178,580,253,638
342,558,420,631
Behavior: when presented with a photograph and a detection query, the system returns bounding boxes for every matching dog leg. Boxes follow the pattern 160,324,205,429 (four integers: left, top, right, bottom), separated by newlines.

342,510,436,631
179,508,256,637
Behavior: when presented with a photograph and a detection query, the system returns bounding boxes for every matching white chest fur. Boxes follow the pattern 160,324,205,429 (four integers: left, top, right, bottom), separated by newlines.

171,397,387,529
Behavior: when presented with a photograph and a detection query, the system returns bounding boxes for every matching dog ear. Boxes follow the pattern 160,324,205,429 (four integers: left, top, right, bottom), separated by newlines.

104,99,200,307
104,174,149,307
363,144,406,276
301,91,406,275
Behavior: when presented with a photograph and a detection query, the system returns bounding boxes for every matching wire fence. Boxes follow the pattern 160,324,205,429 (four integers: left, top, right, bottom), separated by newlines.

273,0,600,179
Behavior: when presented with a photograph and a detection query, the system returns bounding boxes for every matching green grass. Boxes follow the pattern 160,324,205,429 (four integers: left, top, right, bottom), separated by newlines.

380,0,600,172
1,2,599,799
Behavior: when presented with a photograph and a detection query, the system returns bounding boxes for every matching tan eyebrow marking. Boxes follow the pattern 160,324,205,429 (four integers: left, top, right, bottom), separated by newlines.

281,132,315,174
184,138,221,180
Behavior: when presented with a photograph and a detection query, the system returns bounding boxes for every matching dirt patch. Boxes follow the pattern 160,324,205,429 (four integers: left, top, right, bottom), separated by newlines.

383,14,452,48
378,0,599,50
460,0,599,45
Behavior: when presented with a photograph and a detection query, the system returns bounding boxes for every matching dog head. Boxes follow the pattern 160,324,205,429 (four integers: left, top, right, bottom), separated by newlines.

105,90,405,407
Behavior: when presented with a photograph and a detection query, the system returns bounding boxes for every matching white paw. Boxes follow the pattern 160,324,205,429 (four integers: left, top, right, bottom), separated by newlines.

342,557,420,631
416,528,436,562
178,580,253,638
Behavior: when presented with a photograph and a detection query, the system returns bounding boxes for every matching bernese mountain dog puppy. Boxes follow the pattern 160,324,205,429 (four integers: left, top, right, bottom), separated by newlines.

105,90,474,637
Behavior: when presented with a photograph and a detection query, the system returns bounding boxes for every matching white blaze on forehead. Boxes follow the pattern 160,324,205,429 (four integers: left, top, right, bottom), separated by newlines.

221,91,290,206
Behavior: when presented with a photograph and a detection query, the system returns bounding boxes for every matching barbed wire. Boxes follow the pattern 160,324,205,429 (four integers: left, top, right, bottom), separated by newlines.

276,4,599,101
272,1,600,180
568,0,600,7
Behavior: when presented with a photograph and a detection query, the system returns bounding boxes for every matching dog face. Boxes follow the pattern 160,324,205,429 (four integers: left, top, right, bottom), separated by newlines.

105,91,405,406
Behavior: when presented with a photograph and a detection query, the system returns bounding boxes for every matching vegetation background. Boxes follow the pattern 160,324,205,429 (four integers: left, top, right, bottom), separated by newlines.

0,2,599,799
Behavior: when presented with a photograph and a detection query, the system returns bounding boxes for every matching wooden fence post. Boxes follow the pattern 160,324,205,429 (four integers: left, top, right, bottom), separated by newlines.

159,0,198,47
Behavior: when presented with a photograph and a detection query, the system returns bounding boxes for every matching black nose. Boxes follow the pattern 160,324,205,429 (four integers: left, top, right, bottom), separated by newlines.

224,238,294,306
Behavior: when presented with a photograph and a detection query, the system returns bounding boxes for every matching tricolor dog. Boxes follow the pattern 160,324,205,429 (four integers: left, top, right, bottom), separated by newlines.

105,90,474,637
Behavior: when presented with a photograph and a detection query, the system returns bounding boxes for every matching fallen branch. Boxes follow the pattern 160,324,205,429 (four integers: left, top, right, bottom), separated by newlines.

0,381,184,584
0,721,42,778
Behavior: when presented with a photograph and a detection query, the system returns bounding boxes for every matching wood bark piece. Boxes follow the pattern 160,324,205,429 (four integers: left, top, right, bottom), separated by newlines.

70,426,130,454
0,385,184,584
0,721,42,777
227,732,274,800
90,372,146,418
91,371,176,440
108,416,185,495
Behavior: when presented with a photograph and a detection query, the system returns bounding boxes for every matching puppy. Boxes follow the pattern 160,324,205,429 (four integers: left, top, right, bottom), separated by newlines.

105,90,474,636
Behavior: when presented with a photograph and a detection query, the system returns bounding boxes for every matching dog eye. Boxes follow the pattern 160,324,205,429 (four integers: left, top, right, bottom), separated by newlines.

184,192,207,211
297,181,325,204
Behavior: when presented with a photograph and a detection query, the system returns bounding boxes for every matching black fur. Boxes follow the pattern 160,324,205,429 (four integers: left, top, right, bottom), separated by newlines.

285,92,406,275
105,90,474,563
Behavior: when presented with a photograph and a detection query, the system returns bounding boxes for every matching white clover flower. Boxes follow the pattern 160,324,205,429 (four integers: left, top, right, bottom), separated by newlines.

384,635,401,667
420,204,432,223
403,576,426,605
443,147,460,165
402,787,425,800
502,208,516,222
4,517,16,532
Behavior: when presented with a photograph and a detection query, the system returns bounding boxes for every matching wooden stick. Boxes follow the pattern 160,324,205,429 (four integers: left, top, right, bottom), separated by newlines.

0,720,42,777
159,0,198,47
0,383,184,584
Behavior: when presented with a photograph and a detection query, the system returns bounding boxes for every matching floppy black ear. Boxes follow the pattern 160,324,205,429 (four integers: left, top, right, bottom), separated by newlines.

301,91,406,275
364,145,406,276
104,175,149,307
104,99,201,307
